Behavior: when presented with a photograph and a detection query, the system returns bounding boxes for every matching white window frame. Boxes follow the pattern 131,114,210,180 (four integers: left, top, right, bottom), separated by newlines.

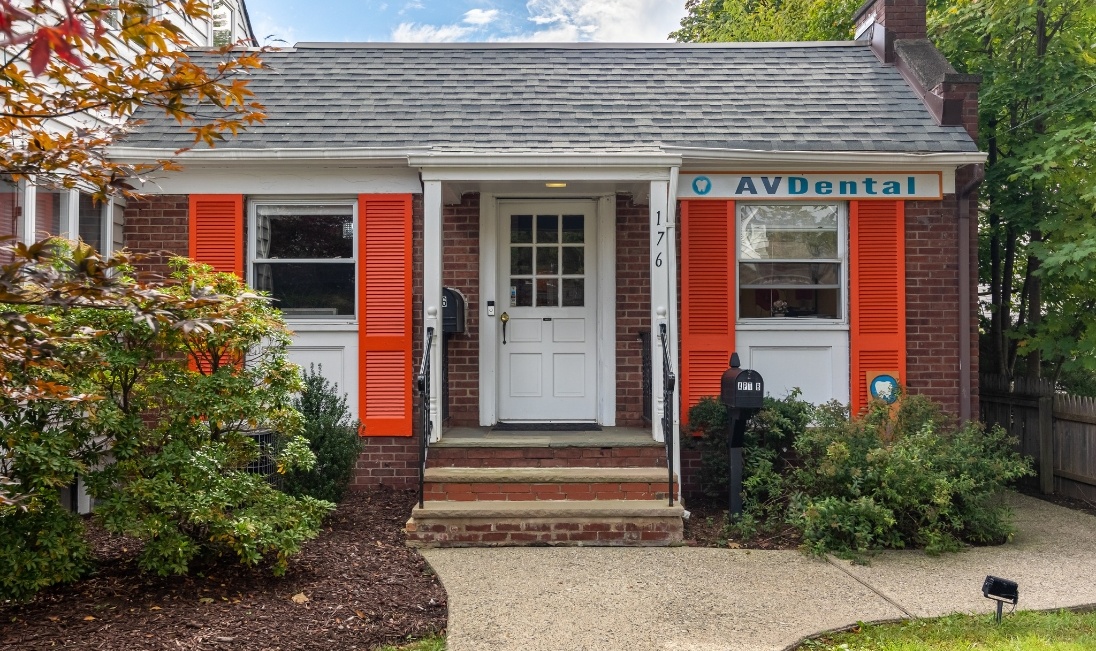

211,1,235,46
735,201,849,325
247,198,359,322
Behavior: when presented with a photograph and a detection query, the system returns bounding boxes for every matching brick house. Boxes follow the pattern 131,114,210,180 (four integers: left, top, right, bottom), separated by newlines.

110,0,983,544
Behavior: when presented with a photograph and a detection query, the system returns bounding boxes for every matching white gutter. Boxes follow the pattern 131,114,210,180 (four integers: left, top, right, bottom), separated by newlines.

668,146,987,168
110,145,986,170
408,152,684,169
108,146,426,164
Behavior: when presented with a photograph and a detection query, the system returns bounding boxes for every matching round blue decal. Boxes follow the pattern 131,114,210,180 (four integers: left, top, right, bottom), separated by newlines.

869,374,900,404
691,176,713,196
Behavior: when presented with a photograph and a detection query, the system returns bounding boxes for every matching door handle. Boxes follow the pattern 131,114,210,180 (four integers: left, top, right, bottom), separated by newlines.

500,312,509,345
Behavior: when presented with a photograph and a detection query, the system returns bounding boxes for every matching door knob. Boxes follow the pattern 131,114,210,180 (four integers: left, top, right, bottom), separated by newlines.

500,312,509,344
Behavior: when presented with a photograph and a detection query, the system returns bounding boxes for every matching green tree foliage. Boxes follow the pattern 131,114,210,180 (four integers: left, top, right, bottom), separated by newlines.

0,244,330,600
675,0,1096,391
672,0,861,42
929,0,1096,388
282,365,364,504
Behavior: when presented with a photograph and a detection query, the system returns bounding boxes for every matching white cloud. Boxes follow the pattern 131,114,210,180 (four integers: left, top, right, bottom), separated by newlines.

520,0,687,42
252,12,298,46
463,8,500,26
391,21,474,42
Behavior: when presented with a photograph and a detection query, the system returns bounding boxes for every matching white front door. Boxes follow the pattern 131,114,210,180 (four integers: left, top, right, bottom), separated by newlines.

497,201,598,422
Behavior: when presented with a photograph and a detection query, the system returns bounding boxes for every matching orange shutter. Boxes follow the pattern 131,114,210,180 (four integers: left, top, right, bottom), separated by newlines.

358,194,413,436
187,195,243,375
188,195,243,276
680,200,736,425
849,201,907,414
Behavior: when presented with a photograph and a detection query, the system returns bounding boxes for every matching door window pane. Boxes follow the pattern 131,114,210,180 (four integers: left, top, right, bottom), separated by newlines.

562,247,584,275
536,215,558,243
536,246,558,275
562,279,584,307
511,247,532,275
510,278,533,307
561,215,584,243
536,278,558,307
511,215,533,243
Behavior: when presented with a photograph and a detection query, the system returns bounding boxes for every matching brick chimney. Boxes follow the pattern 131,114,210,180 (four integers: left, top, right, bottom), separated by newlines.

852,0,980,139
854,0,927,41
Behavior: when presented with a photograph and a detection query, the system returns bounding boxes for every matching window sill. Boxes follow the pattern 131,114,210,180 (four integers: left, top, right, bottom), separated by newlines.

737,319,848,331
283,320,358,332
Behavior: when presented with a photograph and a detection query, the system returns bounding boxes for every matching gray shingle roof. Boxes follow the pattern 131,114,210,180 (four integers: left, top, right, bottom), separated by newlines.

121,43,978,154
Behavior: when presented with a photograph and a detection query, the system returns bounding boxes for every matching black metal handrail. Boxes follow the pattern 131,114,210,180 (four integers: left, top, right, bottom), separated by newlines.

416,326,435,508
659,323,676,507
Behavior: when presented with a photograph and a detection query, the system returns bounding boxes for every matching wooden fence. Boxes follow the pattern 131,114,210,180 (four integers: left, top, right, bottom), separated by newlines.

980,373,1096,500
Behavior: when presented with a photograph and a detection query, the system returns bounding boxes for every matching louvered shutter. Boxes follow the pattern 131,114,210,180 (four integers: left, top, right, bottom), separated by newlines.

188,195,243,276
849,201,906,413
680,200,736,425
358,194,413,436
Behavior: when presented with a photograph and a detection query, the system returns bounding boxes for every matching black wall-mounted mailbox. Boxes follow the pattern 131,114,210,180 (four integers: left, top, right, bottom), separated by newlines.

442,287,466,334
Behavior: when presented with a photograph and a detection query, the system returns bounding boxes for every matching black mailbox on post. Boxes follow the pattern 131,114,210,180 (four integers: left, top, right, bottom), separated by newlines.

720,353,764,515
442,287,466,334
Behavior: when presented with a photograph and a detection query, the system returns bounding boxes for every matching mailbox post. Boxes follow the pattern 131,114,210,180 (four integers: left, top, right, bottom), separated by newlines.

720,353,764,516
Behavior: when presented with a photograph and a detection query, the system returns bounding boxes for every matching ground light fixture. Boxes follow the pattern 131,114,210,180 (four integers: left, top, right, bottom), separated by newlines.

982,575,1019,623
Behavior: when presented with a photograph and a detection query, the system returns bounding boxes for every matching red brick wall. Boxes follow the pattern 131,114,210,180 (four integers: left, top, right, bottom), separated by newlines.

123,195,190,274
616,195,651,426
442,194,481,426
904,195,978,416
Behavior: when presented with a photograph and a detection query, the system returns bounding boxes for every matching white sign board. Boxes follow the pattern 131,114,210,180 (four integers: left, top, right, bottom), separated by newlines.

677,173,942,200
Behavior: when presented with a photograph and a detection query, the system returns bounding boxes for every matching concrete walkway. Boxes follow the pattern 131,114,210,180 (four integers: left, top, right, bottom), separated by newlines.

421,493,1096,651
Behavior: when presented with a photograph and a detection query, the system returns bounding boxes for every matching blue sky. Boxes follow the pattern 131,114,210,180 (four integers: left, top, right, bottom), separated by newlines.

245,0,689,45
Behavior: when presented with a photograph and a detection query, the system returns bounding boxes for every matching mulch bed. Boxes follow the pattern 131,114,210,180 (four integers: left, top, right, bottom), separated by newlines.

0,487,447,650
682,496,801,550
1017,486,1096,518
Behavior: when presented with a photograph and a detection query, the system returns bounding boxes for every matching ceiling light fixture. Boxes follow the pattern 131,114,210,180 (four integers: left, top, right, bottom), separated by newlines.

545,182,567,188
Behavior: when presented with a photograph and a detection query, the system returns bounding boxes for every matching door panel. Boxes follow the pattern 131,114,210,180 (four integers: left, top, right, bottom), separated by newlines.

498,201,597,422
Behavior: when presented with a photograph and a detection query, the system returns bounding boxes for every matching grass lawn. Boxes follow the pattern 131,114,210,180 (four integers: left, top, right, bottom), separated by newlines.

799,609,1096,650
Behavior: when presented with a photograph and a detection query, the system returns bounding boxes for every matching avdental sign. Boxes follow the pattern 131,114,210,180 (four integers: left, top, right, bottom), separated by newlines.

677,173,942,200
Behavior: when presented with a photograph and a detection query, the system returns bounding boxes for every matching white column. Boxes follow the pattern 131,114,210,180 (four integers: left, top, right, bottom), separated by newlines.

21,181,36,243
649,180,672,443
423,180,444,442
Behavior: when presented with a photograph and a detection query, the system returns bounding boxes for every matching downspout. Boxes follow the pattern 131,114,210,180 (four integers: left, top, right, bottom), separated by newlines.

957,163,985,422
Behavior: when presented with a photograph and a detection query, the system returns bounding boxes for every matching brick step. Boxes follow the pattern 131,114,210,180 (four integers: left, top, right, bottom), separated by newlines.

423,467,678,502
405,500,685,547
428,444,667,469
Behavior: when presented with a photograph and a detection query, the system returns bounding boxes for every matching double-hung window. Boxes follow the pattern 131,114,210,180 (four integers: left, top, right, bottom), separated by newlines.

250,202,357,319
737,203,845,321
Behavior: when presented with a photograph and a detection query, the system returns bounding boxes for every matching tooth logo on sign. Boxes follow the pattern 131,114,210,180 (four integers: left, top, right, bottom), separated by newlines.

692,176,712,196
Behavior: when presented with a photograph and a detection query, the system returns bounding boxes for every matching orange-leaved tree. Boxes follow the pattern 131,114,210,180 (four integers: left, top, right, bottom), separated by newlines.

1,0,266,198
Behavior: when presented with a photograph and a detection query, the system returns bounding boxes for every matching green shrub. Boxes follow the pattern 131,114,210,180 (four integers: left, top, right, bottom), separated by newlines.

0,502,90,602
84,259,334,576
282,365,364,503
687,390,1032,560
791,396,1033,559
686,391,813,538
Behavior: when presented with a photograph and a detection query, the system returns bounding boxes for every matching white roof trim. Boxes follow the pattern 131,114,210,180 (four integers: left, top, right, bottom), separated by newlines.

669,146,987,168
108,146,426,164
